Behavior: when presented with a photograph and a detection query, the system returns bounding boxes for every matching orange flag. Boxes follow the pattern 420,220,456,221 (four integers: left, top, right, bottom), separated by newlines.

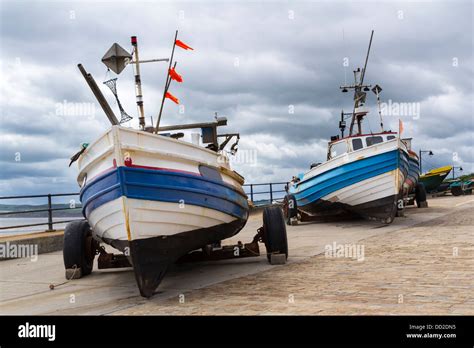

165,91,179,104
399,119,404,136
168,68,183,83
175,39,193,50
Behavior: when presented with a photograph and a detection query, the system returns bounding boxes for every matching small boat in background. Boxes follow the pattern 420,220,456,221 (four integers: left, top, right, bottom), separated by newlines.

450,179,473,196
284,31,425,225
419,165,453,193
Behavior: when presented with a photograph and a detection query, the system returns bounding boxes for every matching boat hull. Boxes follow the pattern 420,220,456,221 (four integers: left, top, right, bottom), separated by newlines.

420,166,453,192
404,151,420,195
76,126,249,296
289,138,409,223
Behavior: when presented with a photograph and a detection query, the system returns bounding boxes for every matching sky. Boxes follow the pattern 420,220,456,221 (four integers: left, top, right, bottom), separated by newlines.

0,0,473,203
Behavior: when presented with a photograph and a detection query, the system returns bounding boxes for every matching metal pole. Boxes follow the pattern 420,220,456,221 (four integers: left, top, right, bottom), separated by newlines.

131,36,146,130
155,30,179,133
269,183,273,203
349,30,374,136
360,30,374,85
77,64,119,125
131,58,169,64
250,184,254,202
46,194,55,232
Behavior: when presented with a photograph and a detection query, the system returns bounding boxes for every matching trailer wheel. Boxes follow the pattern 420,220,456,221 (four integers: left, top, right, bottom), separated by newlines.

262,206,288,263
63,220,95,278
415,183,427,208
283,194,298,225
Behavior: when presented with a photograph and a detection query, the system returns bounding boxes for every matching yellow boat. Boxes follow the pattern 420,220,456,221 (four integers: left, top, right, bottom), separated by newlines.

419,165,453,192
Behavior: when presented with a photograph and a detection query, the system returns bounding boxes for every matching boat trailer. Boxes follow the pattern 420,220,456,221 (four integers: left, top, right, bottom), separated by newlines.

64,206,288,281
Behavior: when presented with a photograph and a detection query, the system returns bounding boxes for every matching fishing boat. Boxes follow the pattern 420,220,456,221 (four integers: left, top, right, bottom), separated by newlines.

449,178,473,196
419,165,453,193
63,33,287,297
283,31,425,225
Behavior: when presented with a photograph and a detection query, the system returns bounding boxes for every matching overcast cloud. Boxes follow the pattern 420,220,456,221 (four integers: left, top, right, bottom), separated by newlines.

0,0,473,202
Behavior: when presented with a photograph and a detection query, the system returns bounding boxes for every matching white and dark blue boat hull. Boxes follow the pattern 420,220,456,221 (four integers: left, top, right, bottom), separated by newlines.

289,139,409,223
77,126,249,296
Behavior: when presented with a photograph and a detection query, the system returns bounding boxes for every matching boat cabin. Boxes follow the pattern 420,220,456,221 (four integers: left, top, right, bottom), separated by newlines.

327,132,398,160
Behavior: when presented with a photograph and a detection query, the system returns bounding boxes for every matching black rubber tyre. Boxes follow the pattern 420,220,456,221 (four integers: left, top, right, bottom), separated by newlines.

415,183,427,207
63,220,94,277
283,194,298,225
262,206,288,262
450,186,463,196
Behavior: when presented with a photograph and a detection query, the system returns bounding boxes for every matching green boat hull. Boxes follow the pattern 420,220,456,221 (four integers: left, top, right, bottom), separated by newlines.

420,172,450,192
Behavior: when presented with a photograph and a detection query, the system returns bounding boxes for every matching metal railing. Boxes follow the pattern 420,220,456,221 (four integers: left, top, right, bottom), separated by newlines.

0,181,289,231
0,193,81,231
243,182,289,206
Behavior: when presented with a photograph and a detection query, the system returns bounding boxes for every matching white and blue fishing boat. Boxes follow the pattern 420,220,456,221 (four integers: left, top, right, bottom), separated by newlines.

76,124,249,297
64,34,249,297
64,33,287,297
284,31,425,224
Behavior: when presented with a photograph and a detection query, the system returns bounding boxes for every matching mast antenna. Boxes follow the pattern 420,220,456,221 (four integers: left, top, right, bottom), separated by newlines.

340,30,374,136
131,36,146,130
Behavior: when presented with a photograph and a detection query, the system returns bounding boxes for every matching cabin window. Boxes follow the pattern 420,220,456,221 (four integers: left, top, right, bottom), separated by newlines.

387,135,396,140
352,138,363,151
366,136,383,146
329,141,347,158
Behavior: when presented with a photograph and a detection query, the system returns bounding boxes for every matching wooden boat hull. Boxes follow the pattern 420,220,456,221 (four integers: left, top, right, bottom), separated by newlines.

76,126,249,296
420,166,453,192
403,151,420,194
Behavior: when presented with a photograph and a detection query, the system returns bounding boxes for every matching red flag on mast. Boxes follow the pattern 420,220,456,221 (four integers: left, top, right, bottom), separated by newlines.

175,39,193,50
168,68,183,83
165,91,179,104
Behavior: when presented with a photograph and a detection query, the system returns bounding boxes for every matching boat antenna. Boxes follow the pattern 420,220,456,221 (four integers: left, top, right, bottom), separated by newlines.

155,30,179,133
339,110,346,138
131,36,146,130
342,30,374,136
360,30,374,86
372,84,384,131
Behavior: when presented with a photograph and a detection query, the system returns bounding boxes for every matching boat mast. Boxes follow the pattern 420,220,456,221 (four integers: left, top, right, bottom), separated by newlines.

131,36,146,130
340,30,374,137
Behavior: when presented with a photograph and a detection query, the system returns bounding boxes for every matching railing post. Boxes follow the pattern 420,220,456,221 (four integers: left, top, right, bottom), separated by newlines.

269,183,273,204
250,184,254,202
46,194,55,232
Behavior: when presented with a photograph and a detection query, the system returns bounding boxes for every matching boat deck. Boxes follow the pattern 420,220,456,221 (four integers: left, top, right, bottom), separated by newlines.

0,195,473,315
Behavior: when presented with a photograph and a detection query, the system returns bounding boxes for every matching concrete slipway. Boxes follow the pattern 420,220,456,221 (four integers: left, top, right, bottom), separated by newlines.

0,195,472,315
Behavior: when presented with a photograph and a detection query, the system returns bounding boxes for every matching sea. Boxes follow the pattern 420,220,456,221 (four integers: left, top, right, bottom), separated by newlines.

0,217,83,237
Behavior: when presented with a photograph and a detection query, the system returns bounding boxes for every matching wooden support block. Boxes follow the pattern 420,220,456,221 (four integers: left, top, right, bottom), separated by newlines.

418,201,428,208
270,253,287,265
65,268,82,279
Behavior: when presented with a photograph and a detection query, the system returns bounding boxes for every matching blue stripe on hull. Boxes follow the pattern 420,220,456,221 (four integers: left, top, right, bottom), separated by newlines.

290,149,406,207
80,167,249,220
407,156,420,185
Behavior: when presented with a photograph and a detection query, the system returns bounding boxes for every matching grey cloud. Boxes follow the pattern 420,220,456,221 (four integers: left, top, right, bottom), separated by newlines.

0,0,473,198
